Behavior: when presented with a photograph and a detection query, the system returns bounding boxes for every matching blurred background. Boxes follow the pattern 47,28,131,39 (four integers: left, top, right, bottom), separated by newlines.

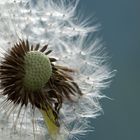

79,0,140,140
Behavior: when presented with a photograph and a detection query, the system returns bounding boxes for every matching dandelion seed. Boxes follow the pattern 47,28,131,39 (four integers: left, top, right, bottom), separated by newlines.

0,0,115,140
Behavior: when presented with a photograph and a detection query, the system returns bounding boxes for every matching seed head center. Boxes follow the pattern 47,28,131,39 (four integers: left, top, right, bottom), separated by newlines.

23,51,52,91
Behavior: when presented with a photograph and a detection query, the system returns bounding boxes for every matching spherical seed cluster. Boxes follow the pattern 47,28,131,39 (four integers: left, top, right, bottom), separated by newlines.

24,51,52,91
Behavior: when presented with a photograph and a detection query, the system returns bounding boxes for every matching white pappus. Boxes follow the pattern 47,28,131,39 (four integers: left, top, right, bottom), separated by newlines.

0,0,115,140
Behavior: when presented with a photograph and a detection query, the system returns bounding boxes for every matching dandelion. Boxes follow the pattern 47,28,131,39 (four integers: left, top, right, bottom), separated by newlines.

0,0,115,140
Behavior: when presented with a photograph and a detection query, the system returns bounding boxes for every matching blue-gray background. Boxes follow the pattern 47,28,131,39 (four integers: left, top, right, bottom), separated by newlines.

79,0,140,140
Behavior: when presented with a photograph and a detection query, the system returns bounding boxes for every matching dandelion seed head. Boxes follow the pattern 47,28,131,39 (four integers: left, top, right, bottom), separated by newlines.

0,0,115,140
